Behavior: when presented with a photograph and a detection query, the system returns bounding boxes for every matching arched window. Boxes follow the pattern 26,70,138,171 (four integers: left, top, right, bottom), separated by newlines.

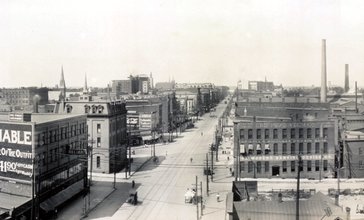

98,105,104,113
66,105,73,113
84,105,90,113
92,105,97,113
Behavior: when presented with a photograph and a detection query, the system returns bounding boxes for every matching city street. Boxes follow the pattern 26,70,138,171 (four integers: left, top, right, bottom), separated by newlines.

82,101,229,220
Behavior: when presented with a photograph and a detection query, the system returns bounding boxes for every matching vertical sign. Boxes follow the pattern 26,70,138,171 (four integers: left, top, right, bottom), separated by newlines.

0,123,33,181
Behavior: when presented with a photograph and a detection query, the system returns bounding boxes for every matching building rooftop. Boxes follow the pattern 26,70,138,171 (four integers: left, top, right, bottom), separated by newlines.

0,112,85,124
233,192,345,220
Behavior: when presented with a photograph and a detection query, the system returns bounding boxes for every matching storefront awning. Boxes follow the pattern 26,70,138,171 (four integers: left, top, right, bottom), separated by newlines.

248,144,253,150
256,144,262,150
40,180,84,212
0,192,31,210
265,144,270,150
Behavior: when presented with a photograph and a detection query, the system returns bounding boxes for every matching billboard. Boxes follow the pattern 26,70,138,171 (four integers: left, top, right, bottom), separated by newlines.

0,123,33,181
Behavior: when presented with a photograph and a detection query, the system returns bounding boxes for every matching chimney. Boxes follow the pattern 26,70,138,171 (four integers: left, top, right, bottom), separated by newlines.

33,95,40,113
345,64,349,93
321,39,327,103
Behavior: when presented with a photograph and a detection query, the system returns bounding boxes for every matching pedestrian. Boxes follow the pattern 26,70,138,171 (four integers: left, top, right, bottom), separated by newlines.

132,180,135,188
54,208,58,218
190,157,193,163
216,193,220,202
201,132,203,136
227,156,229,161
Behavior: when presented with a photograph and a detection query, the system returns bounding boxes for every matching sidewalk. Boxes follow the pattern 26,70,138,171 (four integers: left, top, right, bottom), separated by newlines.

201,133,234,220
57,145,157,220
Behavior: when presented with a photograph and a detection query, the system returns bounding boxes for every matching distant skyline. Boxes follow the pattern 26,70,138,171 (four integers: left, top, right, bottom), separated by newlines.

1,0,364,88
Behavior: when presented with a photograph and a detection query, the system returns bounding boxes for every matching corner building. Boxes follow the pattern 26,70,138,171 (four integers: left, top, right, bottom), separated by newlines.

0,113,88,219
234,119,338,179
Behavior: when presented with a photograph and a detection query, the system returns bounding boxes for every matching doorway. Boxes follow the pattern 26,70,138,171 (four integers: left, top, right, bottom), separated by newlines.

272,166,280,176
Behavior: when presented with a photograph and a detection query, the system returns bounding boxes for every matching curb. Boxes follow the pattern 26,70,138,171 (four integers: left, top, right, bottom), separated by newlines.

81,187,117,219
130,156,153,177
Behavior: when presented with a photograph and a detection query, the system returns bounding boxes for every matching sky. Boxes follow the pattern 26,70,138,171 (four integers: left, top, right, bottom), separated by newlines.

1,0,364,88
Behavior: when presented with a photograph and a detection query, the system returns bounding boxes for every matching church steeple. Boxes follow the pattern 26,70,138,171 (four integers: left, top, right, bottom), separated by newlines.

59,66,67,101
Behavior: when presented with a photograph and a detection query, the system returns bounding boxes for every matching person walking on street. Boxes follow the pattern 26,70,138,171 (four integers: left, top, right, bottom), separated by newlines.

190,157,193,163
132,180,135,188
216,193,220,202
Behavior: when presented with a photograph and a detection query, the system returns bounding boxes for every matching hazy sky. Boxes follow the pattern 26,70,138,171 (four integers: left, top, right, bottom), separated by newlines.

1,0,364,88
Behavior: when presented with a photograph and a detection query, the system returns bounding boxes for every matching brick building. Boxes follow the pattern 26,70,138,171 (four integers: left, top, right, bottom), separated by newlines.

0,112,88,219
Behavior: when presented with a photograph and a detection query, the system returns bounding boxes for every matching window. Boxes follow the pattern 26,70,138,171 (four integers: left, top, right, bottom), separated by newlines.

265,161,269,172
291,143,295,155
273,129,278,139
282,143,287,155
256,161,261,173
97,124,101,133
307,161,312,172
359,147,363,155
291,128,295,138
315,160,320,171
264,144,270,155
323,143,328,154
273,143,278,155
307,143,312,154
282,161,287,172
98,105,104,113
282,129,287,139
291,161,296,172
307,128,312,138
248,129,253,139
239,129,244,139
315,128,320,138
265,129,270,139
323,160,328,171
85,105,90,113
96,156,101,168
323,128,328,138
240,162,245,171
256,144,262,155
359,161,364,169
299,143,303,154
315,143,320,154
299,128,303,138
248,161,253,173
97,137,101,148
299,161,304,171
256,129,261,139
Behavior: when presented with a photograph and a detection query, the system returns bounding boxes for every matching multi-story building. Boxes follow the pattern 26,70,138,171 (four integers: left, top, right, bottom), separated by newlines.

55,99,127,174
175,83,214,89
0,112,88,219
234,118,338,179
233,97,338,179
248,80,274,92
1,87,49,107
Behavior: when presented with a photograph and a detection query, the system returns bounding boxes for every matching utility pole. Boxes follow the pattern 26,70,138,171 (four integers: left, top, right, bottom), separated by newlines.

113,148,116,189
196,176,199,220
296,155,303,220
211,146,214,182
336,146,341,206
320,148,323,182
206,153,209,196
128,124,131,176
200,181,203,216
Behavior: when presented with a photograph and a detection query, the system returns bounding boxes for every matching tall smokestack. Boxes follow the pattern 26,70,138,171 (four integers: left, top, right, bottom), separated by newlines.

345,64,349,93
321,39,327,103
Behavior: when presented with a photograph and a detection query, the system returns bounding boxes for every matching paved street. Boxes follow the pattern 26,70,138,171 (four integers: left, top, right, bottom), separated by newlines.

82,101,229,220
